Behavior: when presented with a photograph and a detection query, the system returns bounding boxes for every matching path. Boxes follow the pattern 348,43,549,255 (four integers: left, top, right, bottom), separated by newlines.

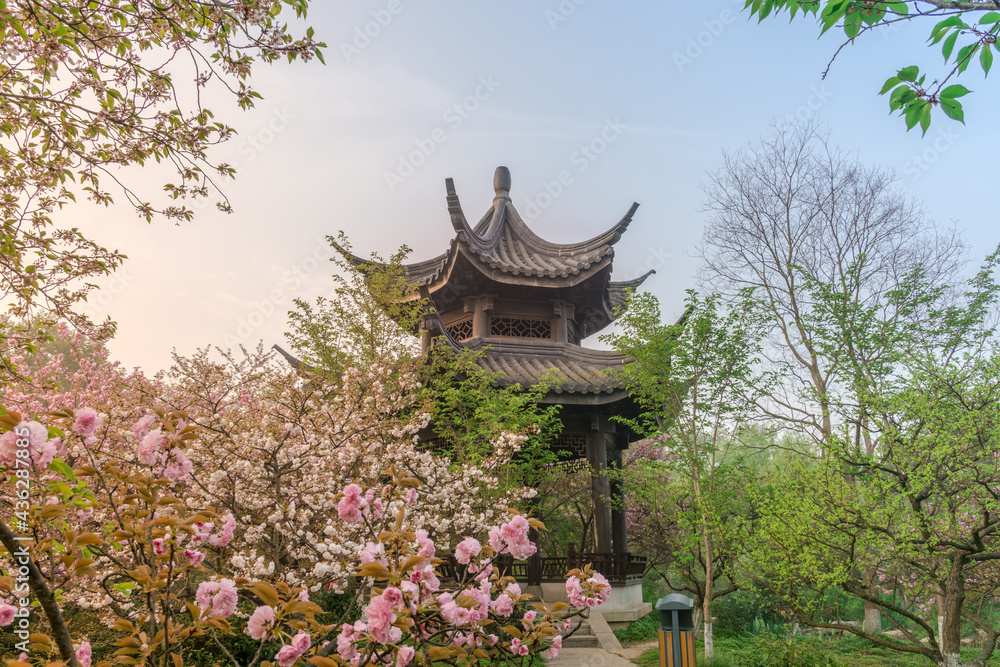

613,638,658,662
546,647,640,666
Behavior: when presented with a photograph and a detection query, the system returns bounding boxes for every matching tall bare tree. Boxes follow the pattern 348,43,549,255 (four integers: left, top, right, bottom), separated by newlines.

697,122,967,634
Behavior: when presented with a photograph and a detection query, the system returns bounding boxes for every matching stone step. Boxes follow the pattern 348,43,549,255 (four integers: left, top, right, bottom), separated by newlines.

562,633,600,648
562,621,591,636
560,621,597,648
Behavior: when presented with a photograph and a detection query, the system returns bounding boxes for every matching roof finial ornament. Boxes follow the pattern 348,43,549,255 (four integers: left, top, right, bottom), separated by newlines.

493,165,511,201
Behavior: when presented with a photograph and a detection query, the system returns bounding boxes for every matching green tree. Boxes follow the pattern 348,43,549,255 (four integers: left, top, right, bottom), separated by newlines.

285,233,424,381
0,1,324,373
748,248,1000,667
286,236,561,504
743,0,1000,132
606,290,767,663
699,121,968,635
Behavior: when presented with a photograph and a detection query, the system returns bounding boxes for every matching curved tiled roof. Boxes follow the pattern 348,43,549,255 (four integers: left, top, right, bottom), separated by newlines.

336,167,640,290
450,181,637,280
609,270,656,313
479,353,625,395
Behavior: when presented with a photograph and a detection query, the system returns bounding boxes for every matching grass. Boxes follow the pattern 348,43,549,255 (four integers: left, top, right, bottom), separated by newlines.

627,632,1000,666
614,612,661,644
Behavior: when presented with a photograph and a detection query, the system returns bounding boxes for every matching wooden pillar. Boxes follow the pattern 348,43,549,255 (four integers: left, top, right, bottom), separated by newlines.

552,301,575,343
420,328,432,356
588,415,612,554
609,442,627,555
468,295,493,339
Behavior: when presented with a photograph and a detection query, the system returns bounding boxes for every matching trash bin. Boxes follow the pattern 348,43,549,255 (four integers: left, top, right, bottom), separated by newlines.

655,594,696,667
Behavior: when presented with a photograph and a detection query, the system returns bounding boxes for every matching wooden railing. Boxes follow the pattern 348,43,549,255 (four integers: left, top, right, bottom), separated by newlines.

441,551,646,587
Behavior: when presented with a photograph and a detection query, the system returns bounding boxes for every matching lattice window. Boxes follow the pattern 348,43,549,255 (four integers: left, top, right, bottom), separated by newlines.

557,434,587,458
490,317,552,339
540,458,590,473
446,318,474,341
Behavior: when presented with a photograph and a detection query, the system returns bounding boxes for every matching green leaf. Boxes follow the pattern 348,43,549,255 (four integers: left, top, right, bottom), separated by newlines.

889,84,916,111
904,102,923,130
932,15,966,34
980,11,1000,24
887,0,908,16
919,103,932,135
940,84,971,98
940,98,964,123
879,76,901,95
981,44,993,75
956,43,978,72
942,31,959,61
844,11,862,39
897,65,919,82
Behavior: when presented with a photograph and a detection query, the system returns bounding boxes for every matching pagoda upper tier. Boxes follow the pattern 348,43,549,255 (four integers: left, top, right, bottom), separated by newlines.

342,166,654,347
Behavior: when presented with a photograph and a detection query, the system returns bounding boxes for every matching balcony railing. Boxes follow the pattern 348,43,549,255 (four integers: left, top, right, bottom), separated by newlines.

439,551,646,587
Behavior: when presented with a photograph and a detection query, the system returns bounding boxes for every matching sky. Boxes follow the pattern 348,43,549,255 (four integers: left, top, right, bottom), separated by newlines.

72,1,1000,373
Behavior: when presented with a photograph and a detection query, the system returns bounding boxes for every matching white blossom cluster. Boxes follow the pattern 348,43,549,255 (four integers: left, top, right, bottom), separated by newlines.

160,350,534,591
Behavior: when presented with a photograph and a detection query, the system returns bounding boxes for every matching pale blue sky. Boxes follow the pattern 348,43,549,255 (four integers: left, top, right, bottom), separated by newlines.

77,1,1000,372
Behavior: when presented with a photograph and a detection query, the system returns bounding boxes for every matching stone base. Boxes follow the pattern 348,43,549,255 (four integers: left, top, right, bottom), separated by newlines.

533,579,652,630
603,603,653,630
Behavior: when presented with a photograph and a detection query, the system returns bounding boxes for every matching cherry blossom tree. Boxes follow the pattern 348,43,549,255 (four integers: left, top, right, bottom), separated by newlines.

0,1,324,374
0,402,608,666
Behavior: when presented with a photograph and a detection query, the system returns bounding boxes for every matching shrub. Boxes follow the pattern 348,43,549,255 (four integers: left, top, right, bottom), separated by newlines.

742,633,840,667
713,589,786,636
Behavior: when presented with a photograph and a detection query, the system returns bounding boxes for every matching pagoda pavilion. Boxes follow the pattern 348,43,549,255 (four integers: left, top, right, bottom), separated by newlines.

338,166,655,618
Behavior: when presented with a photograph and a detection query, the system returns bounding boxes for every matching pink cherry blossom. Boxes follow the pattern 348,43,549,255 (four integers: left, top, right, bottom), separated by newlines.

366,593,396,644
545,634,563,659
291,630,310,654
163,448,193,480
208,513,236,548
275,644,301,667
196,579,238,617
396,645,415,666
491,594,514,617
0,604,15,625
35,439,59,467
454,537,481,565
338,484,364,524
138,429,165,466
184,549,205,567
132,414,156,441
337,624,358,661
415,529,435,558
21,421,48,452
72,407,101,437
0,431,17,465
211,579,239,617
196,581,218,612
383,587,403,608
246,605,275,640
76,641,92,667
